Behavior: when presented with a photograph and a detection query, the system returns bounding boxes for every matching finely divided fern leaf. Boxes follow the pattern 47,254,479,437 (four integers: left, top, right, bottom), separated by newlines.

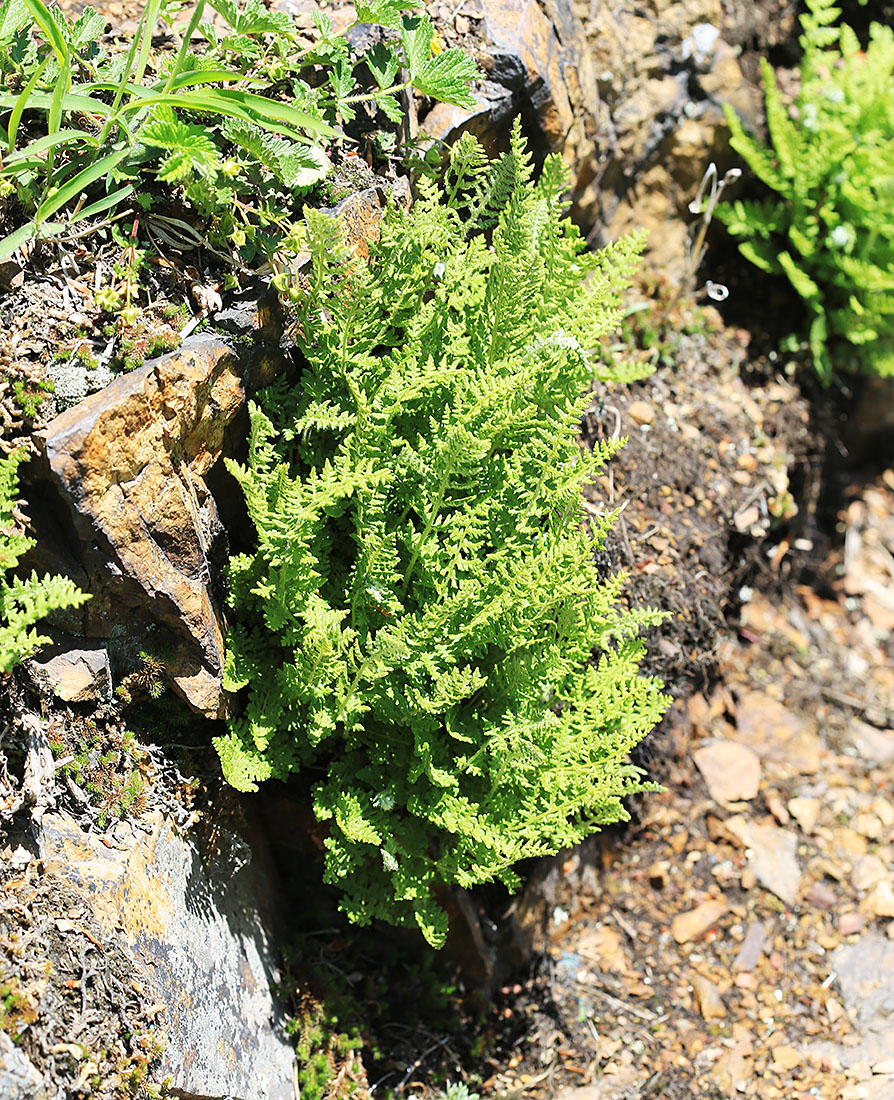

222,122,667,945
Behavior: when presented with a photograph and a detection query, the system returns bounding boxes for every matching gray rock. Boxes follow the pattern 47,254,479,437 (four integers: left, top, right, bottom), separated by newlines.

0,1033,56,1100
26,638,112,703
39,810,296,1100
808,932,894,1069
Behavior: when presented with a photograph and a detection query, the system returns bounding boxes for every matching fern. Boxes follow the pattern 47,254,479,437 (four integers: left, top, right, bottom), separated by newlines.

218,123,668,946
0,452,91,674
718,0,894,381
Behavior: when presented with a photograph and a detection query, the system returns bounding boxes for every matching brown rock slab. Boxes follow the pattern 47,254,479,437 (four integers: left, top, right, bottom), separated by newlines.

38,336,244,717
732,690,822,776
671,898,728,944
693,739,761,802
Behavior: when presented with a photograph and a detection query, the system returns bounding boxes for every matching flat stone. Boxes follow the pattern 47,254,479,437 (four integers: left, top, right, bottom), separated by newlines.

671,898,728,944
693,739,761,802
628,400,656,426
848,720,894,765
725,816,801,905
39,810,296,1099
732,691,822,776
809,933,894,1070
734,921,769,972
852,855,889,893
27,639,112,703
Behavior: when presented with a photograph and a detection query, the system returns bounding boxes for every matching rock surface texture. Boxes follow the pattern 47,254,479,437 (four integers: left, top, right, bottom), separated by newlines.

424,0,786,282
38,810,296,1100
36,335,245,718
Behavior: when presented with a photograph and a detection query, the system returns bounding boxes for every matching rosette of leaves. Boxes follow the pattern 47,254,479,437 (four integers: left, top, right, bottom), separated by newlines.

718,0,894,382
1,450,90,673
217,124,669,947
0,0,478,265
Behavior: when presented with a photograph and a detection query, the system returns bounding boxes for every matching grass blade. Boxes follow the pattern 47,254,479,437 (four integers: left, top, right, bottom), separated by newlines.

34,146,127,224
21,0,69,63
66,183,134,223
0,91,112,117
5,54,50,153
4,129,97,165
117,88,338,140
0,220,37,261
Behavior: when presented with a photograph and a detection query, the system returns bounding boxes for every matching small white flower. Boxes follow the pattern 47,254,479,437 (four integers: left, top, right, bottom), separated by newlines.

829,224,855,250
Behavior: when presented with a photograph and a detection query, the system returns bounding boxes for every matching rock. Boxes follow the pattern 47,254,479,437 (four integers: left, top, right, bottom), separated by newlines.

840,911,865,937
725,816,801,905
866,881,894,920
26,638,112,703
848,720,894,765
732,691,822,776
772,1045,802,1072
852,855,889,893
692,973,726,1019
319,177,411,260
805,880,838,910
733,920,769,971
479,0,594,156
36,336,244,718
693,739,761,801
38,810,296,1100
808,933,894,1070
788,796,821,834
422,80,516,150
671,897,728,944
628,400,656,427
0,1033,55,1100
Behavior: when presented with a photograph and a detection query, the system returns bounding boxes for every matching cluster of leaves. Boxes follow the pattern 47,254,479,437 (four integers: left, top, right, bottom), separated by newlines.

47,713,151,826
0,450,90,673
0,0,478,269
217,123,668,946
719,0,894,382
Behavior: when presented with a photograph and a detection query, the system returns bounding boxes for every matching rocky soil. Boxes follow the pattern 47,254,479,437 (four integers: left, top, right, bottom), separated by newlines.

2,0,893,1098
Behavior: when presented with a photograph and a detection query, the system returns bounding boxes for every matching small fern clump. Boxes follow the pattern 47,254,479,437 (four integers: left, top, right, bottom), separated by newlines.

217,124,668,946
719,0,894,382
1,451,90,673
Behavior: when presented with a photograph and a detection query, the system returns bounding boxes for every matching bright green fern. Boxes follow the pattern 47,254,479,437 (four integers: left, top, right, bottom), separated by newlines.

217,123,668,947
1,451,91,673
718,0,894,382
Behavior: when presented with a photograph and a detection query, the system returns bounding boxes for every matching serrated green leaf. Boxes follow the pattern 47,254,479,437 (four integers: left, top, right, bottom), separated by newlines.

354,0,413,29
365,40,400,89
375,92,403,124
0,0,31,40
409,46,479,108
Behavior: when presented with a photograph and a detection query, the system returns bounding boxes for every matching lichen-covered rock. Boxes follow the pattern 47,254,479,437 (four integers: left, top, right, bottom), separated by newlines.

0,1033,56,1100
36,336,243,718
39,810,296,1100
